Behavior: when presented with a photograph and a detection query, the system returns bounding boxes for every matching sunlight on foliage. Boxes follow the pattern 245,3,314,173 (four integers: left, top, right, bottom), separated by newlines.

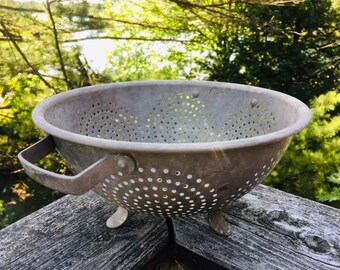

265,90,340,207
317,170,340,202
11,183,33,201
0,200,8,229
104,41,182,81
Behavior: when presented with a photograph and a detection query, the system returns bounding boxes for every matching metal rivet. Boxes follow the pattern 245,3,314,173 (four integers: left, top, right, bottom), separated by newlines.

251,98,258,107
117,159,127,169
192,91,199,99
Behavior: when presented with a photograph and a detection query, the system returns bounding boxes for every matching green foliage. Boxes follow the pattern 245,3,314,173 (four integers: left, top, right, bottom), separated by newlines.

1,74,48,137
102,0,339,103
56,0,97,27
209,0,339,103
0,73,66,228
327,171,340,185
0,0,110,228
104,41,182,81
264,90,340,207
317,171,340,202
0,200,8,229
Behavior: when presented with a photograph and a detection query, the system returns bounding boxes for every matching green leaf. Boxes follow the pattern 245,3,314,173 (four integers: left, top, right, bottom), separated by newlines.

327,171,340,185
317,188,340,202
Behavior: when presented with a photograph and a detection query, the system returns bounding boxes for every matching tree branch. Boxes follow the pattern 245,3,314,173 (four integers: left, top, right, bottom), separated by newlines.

0,4,44,13
87,15,184,32
0,36,23,42
65,36,197,43
0,113,15,119
0,105,12,110
45,0,72,90
0,20,56,93
169,0,248,24
169,0,301,8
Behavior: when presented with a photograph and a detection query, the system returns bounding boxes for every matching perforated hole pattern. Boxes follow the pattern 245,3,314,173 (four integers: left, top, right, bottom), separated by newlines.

92,149,284,217
84,94,281,217
79,94,277,143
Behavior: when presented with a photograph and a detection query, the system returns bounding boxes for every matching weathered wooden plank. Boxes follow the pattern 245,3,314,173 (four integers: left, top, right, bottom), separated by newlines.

2,184,339,270
173,184,340,270
0,192,168,270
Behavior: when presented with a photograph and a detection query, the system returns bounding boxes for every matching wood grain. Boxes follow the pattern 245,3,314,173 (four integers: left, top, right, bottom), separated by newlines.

0,192,168,270
1,185,339,270
173,184,340,270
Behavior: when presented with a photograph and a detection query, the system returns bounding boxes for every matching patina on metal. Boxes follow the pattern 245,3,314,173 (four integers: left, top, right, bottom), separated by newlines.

18,81,311,235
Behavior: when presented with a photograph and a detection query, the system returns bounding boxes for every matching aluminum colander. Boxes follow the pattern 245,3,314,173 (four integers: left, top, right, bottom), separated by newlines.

19,81,311,235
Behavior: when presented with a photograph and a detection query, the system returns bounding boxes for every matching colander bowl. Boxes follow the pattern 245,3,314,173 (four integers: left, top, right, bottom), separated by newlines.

19,81,311,235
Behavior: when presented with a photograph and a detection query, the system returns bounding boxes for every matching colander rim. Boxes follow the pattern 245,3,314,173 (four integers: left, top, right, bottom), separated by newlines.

32,80,311,153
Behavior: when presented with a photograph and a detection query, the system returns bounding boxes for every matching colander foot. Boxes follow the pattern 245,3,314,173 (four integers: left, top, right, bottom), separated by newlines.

106,206,129,229
208,210,232,236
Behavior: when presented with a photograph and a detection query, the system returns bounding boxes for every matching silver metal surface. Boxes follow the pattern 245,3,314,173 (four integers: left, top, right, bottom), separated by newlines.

19,80,311,234
106,206,129,228
208,210,232,236
18,136,135,195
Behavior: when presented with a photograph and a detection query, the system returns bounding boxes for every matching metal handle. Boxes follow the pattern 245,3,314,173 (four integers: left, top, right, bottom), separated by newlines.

18,135,135,195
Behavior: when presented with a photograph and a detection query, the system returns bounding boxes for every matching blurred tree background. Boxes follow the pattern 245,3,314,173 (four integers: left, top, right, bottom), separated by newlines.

0,0,339,228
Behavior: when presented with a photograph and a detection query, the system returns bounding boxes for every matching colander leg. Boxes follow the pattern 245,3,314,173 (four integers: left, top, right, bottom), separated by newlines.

106,206,129,229
208,210,232,236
